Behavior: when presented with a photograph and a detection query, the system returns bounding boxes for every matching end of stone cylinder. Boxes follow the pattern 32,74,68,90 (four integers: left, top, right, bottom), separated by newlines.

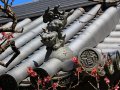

0,74,18,90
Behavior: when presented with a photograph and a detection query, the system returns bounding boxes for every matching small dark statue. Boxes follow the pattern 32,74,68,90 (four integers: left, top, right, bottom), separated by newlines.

42,5,74,50
0,0,22,67
43,5,64,23
40,29,65,50
41,6,74,61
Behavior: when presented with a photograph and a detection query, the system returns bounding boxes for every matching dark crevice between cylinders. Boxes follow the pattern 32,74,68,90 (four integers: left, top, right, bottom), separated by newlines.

34,68,49,78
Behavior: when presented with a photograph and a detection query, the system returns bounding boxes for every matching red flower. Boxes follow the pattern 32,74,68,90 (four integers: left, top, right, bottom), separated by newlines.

72,57,78,64
31,72,37,77
76,67,83,73
37,79,42,84
44,76,51,83
1,32,14,40
114,85,120,90
52,83,58,89
91,67,97,77
104,77,110,84
27,67,37,77
74,67,82,76
42,81,45,86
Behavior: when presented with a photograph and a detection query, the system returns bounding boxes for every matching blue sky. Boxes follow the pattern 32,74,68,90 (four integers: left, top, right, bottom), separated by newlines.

12,0,32,5
0,0,32,6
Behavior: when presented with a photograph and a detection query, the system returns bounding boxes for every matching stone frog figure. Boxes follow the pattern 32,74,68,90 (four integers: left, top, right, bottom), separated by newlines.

43,5,64,23
40,29,65,50
40,29,65,61
0,32,20,67
41,6,74,61
43,5,74,40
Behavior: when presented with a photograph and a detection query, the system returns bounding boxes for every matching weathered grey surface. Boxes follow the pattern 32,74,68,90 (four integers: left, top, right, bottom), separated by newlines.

0,8,84,61
5,5,101,83
69,6,120,55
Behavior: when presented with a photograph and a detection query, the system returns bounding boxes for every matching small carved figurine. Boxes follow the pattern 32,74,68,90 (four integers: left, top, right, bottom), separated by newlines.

41,6,74,50
43,5,74,40
40,30,65,50
43,7,54,23
41,6,74,61
43,5,62,23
